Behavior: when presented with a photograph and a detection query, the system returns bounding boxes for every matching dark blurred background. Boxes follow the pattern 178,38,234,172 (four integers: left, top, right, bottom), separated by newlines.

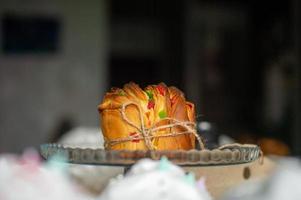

0,0,300,155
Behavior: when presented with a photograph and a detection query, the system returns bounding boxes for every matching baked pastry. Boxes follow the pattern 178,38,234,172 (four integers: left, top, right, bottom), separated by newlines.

98,82,201,150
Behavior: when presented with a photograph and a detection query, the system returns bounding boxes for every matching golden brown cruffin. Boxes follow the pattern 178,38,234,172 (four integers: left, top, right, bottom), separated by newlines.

98,82,200,150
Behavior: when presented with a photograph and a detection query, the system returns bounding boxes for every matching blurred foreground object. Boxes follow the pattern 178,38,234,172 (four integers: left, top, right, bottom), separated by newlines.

222,157,301,200
0,149,92,200
185,157,276,199
57,127,123,195
100,158,212,200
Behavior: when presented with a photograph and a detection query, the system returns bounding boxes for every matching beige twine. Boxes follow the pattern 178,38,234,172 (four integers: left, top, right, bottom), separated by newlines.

104,102,205,150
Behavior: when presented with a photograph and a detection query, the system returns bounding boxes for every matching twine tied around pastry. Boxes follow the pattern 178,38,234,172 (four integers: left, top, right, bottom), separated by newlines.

104,102,205,150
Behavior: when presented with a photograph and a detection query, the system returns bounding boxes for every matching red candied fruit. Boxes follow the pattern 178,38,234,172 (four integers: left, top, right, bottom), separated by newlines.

157,85,166,96
129,132,140,143
147,100,155,109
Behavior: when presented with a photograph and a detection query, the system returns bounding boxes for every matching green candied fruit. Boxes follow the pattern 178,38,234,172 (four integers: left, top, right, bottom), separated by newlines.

118,90,126,96
145,90,154,99
159,110,167,119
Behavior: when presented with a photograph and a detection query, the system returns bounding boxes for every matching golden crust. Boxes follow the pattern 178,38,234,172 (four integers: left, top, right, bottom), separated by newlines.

98,82,196,150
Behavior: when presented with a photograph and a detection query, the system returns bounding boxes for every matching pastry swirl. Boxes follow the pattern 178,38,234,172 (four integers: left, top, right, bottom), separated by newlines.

98,82,199,150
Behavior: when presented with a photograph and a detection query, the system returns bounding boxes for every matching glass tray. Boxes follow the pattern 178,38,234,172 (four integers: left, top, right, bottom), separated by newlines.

40,143,261,166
